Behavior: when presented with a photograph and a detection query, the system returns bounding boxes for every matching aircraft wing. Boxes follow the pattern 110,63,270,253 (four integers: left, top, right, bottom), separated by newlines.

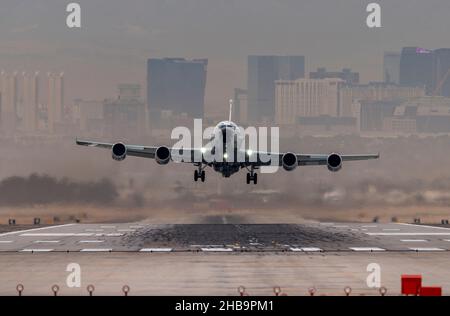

76,139,204,162
76,139,158,159
295,153,380,166
243,152,379,167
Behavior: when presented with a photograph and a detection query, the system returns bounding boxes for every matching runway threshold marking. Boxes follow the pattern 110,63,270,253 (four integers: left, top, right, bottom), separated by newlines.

140,248,173,252
350,247,386,252
80,248,112,252
20,249,54,252
0,223,76,237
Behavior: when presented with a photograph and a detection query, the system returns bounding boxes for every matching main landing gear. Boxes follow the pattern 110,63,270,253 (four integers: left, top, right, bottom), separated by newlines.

194,164,206,182
246,166,258,185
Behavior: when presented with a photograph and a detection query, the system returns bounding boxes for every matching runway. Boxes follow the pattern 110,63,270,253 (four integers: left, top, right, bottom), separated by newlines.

1,221,450,252
1,221,449,295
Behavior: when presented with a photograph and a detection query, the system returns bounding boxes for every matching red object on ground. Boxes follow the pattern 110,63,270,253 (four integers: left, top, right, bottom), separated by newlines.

420,287,442,296
401,275,422,295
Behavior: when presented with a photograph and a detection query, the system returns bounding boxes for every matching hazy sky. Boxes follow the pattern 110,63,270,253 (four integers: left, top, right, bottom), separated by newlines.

1,0,450,116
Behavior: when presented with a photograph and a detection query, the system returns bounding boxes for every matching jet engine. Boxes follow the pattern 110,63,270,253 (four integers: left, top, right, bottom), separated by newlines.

155,146,171,165
112,143,127,161
327,153,342,172
282,152,298,171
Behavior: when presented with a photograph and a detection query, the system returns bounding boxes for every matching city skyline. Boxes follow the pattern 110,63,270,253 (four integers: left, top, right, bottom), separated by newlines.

2,0,450,117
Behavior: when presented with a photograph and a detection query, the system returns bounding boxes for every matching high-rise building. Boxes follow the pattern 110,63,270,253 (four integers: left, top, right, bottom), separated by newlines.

432,48,450,97
400,47,434,94
0,71,18,133
247,55,305,123
309,68,359,85
104,84,147,137
22,72,39,132
275,78,344,125
47,72,64,132
147,58,208,121
383,52,401,84
233,88,247,123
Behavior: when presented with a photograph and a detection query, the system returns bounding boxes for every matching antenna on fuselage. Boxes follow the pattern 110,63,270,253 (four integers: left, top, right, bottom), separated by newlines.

228,99,233,121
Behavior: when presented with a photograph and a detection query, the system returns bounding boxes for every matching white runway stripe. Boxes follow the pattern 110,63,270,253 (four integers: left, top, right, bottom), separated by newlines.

201,248,233,252
0,240,13,243
100,226,116,229
366,233,450,236
409,247,445,252
21,233,93,237
140,248,172,252
0,223,75,237
80,248,112,252
21,248,53,252
79,240,104,243
383,229,400,231
289,247,323,252
400,239,428,242
350,247,385,252
33,240,60,244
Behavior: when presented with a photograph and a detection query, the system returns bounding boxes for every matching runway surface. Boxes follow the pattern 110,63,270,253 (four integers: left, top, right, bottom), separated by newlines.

1,221,449,295
1,221,450,253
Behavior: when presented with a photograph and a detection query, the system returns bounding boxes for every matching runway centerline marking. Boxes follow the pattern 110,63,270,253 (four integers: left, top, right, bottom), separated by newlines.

0,240,13,243
33,240,60,244
79,240,105,243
